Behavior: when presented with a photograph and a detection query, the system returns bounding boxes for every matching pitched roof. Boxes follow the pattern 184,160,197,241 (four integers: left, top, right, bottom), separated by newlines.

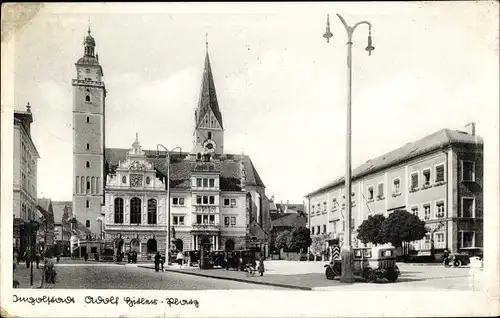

271,213,308,228
195,51,223,129
37,198,51,212
52,201,72,224
104,148,265,190
306,128,483,197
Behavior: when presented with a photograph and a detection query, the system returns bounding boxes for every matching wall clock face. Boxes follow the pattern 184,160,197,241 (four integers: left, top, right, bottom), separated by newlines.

203,140,216,153
130,174,143,187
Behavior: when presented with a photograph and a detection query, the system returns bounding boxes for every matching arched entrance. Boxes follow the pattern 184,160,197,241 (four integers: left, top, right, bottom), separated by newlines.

174,239,183,251
130,239,140,253
225,239,235,251
147,239,157,253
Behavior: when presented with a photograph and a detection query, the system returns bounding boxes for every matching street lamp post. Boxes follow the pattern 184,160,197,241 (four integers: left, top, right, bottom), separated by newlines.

156,144,182,262
323,13,374,284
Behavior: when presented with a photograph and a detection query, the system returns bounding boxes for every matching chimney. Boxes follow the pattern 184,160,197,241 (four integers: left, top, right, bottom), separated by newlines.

464,122,476,136
26,101,31,112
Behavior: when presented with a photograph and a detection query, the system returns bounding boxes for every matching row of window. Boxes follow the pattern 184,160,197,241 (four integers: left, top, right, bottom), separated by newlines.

195,177,216,188
75,176,100,195
171,215,237,227
173,197,237,207
311,224,327,235
411,201,445,220
113,198,158,224
417,231,475,249
21,141,36,175
21,173,36,198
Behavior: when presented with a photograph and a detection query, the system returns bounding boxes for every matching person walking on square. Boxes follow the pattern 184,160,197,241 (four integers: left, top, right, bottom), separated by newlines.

258,253,265,276
176,251,184,268
35,251,41,269
154,251,161,272
160,255,165,272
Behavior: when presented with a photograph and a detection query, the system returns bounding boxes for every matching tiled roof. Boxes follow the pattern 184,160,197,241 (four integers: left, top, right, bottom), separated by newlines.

271,213,308,228
37,198,54,222
52,201,72,224
196,51,223,129
306,128,483,197
104,148,265,190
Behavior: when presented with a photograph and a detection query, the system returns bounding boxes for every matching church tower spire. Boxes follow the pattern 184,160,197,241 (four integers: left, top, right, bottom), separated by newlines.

192,36,224,157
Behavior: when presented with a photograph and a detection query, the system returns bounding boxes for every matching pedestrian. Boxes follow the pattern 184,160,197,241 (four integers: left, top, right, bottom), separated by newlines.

154,251,161,272
25,251,30,268
127,252,131,263
443,248,451,267
133,251,137,263
258,253,265,277
160,255,165,272
84,252,88,262
176,251,184,268
35,251,41,269
56,254,60,263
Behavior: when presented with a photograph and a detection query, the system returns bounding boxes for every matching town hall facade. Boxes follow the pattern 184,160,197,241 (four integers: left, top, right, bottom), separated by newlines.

72,28,271,259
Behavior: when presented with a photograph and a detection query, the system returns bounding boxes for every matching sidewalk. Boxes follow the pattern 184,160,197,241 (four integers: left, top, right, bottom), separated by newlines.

13,263,44,289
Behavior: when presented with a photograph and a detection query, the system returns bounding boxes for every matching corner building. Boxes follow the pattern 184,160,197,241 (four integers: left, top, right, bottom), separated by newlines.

305,126,483,256
69,29,271,259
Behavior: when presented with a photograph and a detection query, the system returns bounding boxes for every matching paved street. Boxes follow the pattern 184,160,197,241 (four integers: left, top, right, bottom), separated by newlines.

12,259,483,291
13,261,283,290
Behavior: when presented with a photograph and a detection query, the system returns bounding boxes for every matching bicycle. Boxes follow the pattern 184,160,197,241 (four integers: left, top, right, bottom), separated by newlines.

245,264,256,277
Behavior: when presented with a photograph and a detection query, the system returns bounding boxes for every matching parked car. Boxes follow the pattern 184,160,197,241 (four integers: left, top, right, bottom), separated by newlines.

183,250,201,267
211,250,226,268
450,253,470,267
225,250,256,271
324,246,399,283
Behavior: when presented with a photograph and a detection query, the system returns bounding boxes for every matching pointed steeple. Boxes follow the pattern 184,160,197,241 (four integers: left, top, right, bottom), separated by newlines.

196,39,224,129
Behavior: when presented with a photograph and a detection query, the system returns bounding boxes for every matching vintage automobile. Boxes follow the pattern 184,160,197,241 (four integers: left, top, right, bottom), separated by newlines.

324,246,399,283
183,250,201,267
225,250,256,271
211,250,226,268
449,253,470,267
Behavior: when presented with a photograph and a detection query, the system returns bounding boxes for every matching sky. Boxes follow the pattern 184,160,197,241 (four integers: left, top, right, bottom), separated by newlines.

8,2,499,204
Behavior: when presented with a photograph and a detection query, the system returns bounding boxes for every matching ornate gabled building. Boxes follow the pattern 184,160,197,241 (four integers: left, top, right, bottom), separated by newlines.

102,135,168,256
70,30,271,259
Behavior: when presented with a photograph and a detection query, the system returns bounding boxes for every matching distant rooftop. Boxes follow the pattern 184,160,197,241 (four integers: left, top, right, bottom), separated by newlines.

306,128,483,198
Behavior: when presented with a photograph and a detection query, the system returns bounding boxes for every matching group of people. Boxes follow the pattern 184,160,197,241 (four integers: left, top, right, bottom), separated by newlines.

12,251,58,288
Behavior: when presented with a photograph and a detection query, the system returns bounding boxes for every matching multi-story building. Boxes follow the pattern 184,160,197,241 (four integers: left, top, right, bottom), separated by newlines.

305,125,483,256
36,198,55,253
69,28,271,259
52,201,73,256
13,103,40,255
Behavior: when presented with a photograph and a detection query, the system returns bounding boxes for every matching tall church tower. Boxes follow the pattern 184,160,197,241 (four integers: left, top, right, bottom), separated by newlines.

192,41,224,158
72,26,106,238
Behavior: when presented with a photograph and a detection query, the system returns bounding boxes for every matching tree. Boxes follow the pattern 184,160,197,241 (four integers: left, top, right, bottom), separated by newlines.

380,209,427,250
357,214,386,245
285,226,312,253
275,230,290,250
309,236,324,261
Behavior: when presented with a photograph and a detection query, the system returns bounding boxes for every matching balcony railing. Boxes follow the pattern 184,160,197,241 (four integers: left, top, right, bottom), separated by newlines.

72,79,104,87
191,222,220,231
192,206,219,214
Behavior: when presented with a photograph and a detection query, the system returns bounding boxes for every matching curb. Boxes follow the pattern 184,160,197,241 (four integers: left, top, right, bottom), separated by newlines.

137,266,312,291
